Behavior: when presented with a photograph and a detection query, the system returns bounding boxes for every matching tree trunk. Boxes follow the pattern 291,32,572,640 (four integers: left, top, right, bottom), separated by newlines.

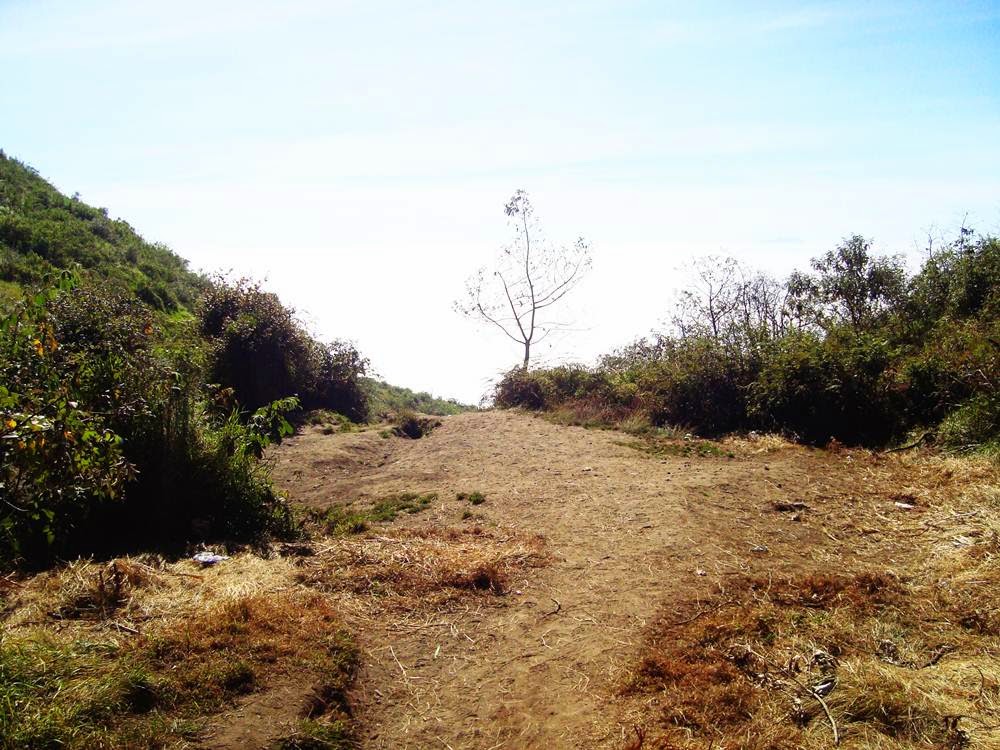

522,341,530,369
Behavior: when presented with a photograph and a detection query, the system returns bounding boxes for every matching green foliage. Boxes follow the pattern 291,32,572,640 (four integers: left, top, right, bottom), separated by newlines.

749,330,898,445
497,231,1000,450
364,378,470,417
199,278,369,420
309,492,436,535
0,278,296,566
457,491,486,505
0,152,204,312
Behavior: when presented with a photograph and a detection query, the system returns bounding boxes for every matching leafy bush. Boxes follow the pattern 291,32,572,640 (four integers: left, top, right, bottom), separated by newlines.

198,278,368,421
495,231,1000,450
0,277,295,565
749,330,897,445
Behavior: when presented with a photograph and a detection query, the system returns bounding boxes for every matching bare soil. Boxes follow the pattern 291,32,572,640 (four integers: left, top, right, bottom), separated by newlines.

267,410,939,749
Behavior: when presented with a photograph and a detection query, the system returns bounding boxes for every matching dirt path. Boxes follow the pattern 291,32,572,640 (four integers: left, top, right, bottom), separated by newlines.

267,410,920,749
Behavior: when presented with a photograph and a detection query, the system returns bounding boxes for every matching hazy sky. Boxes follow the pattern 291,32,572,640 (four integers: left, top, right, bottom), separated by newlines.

2,1,998,402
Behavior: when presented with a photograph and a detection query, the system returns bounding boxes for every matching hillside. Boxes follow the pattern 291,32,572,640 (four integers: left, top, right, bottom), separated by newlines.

0,151,204,312
364,377,473,417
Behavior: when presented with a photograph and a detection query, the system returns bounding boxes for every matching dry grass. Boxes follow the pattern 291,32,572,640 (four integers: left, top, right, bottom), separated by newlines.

623,454,1000,749
1,554,356,748
295,526,547,611
722,431,798,454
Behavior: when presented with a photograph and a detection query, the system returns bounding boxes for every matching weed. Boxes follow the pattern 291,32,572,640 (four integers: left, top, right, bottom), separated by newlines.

368,492,436,521
307,492,436,536
272,719,353,749
457,491,486,505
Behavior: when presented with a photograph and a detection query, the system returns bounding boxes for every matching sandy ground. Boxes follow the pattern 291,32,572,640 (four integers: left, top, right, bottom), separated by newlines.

266,410,926,750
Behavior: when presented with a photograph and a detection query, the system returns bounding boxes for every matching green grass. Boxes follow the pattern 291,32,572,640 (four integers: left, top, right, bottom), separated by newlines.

364,378,472,417
0,592,358,749
457,491,486,505
309,492,436,535
271,719,354,749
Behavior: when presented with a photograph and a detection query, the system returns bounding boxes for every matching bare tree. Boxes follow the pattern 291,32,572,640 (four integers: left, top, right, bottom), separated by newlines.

456,190,591,369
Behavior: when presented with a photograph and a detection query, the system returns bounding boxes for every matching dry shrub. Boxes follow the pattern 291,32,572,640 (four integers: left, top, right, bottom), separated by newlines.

722,431,797,455
296,527,546,607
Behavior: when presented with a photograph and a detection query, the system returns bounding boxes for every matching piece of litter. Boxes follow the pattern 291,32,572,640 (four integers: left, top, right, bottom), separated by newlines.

750,545,769,553
811,676,837,697
894,501,915,510
695,568,707,576
581,466,593,472
192,551,229,566
774,501,809,512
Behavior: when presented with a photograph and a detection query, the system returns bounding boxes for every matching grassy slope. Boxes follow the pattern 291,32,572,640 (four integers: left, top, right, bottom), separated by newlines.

0,151,204,312
364,377,473,417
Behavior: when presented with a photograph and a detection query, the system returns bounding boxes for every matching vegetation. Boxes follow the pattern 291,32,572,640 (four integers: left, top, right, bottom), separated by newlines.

308,492,437,536
0,585,357,749
199,278,368,421
0,152,204,313
364,378,470,417
0,273,300,565
627,545,1000,749
496,231,999,451
0,156,371,567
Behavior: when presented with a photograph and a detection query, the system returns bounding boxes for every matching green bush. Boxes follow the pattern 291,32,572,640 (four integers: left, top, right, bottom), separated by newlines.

749,330,897,445
0,278,295,566
198,278,368,421
494,367,549,410
495,232,999,450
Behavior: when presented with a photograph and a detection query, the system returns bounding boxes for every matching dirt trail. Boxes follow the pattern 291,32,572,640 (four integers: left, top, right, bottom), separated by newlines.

269,410,914,749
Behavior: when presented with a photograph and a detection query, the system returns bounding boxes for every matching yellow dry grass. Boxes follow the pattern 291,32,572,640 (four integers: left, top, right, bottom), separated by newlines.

294,525,548,614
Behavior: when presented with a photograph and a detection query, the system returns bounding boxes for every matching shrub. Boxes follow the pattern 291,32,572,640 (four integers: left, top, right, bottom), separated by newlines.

494,367,548,410
198,278,368,421
0,278,295,565
749,330,897,445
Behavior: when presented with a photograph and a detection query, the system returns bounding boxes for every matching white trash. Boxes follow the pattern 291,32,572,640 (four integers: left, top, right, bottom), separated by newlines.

192,551,229,566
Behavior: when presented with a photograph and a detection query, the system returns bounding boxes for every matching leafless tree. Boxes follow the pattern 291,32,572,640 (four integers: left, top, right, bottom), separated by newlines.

456,190,591,369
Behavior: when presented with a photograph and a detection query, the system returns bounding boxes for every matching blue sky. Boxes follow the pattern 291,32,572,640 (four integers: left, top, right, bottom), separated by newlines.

2,1,999,401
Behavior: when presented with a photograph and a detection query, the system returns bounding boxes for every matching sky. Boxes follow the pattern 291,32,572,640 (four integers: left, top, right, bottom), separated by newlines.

2,0,998,403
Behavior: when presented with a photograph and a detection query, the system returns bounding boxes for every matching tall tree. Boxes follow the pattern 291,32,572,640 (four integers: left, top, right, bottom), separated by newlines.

457,190,591,368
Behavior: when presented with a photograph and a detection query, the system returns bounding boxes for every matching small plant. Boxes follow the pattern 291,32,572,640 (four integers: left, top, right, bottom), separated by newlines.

457,491,486,506
273,719,354,750
308,492,435,536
